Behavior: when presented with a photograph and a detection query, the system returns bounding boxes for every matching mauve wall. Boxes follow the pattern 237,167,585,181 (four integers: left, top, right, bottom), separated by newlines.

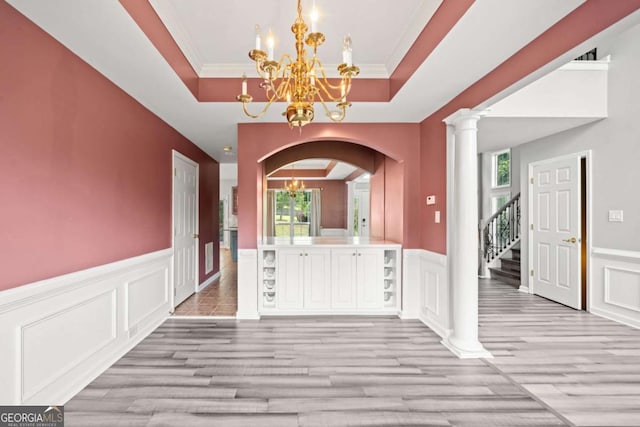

0,2,219,291
419,118,447,254
266,180,347,229
237,123,422,249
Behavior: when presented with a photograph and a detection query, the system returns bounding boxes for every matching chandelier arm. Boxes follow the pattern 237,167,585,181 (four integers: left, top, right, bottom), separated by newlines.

315,78,345,103
313,59,346,91
241,96,278,119
316,95,347,123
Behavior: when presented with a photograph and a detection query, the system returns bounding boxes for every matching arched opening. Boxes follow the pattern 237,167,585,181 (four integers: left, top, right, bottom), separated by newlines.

259,140,403,243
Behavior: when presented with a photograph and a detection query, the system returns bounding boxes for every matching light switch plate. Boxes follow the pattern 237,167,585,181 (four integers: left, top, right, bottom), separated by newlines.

608,210,624,222
426,195,436,205
435,211,440,223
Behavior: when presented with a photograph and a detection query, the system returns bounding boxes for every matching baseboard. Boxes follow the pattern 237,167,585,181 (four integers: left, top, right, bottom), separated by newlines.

518,285,531,293
0,249,172,405
197,271,220,292
418,311,451,340
590,307,640,330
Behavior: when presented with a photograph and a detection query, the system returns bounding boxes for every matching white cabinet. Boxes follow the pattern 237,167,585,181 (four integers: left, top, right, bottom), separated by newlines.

331,248,383,309
331,249,358,308
356,248,384,308
259,244,400,314
276,248,330,310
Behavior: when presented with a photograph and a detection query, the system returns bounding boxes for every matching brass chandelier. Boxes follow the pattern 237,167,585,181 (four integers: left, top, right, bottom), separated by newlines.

237,0,360,128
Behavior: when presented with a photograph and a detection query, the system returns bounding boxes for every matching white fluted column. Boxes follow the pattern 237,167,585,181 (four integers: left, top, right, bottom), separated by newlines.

442,109,492,359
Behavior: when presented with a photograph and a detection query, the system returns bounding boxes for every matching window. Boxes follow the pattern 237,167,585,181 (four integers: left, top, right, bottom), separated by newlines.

491,191,511,214
274,190,312,237
492,149,510,188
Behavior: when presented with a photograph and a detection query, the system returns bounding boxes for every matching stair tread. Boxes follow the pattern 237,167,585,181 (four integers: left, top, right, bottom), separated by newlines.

489,267,520,279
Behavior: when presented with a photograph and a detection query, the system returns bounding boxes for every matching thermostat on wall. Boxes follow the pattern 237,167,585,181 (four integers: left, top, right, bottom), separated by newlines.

426,195,436,205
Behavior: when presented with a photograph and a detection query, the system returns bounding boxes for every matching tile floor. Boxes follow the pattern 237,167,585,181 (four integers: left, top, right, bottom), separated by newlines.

173,248,237,317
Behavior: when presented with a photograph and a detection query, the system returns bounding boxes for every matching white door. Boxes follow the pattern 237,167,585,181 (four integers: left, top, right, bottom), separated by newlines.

356,248,384,309
531,156,581,309
331,248,357,309
303,248,331,309
357,190,370,237
277,248,304,310
173,155,198,306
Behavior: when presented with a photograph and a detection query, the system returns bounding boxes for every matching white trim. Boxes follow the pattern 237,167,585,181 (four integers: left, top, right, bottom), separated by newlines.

197,271,220,293
0,250,172,404
527,150,593,307
148,0,204,76
200,63,390,79
0,249,172,312
561,56,611,71
172,150,200,309
490,148,511,190
441,338,493,359
592,247,640,262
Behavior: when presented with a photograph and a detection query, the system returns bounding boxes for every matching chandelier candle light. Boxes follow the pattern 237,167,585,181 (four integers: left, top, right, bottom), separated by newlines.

237,0,360,128
283,168,305,198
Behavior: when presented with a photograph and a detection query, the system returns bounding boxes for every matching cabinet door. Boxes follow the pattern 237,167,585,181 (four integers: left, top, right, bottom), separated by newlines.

277,248,304,310
331,248,357,309
304,248,331,309
356,248,384,309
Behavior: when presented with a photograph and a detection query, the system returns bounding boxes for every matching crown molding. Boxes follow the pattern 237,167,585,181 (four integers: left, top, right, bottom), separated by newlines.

148,0,205,74
199,63,390,79
385,0,443,74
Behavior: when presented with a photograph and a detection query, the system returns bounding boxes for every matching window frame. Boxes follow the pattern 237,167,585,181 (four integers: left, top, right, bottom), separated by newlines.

491,149,511,189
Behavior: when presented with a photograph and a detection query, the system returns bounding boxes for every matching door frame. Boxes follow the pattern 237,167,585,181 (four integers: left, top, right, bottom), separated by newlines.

527,150,592,310
171,150,200,311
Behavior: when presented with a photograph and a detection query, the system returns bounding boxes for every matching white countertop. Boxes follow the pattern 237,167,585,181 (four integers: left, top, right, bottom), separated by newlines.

258,236,401,247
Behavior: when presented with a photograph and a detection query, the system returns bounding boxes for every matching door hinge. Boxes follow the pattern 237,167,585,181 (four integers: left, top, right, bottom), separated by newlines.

530,177,534,184
174,168,177,176
530,224,534,230
530,269,534,277
174,288,177,296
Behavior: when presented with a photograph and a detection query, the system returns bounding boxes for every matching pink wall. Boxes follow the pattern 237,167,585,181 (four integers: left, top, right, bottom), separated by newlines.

0,2,219,291
369,154,385,239
419,118,447,254
266,180,347,229
384,157,404,243
237,123,422,249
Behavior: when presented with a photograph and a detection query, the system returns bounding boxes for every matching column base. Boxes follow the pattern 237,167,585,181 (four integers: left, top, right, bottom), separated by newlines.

441,337,493,359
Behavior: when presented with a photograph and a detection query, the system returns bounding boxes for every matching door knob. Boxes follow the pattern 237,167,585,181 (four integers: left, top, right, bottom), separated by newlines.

563,237,577,243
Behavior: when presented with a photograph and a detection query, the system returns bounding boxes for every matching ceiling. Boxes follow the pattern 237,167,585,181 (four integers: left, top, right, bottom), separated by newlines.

268,159,360,181
7,1,640,162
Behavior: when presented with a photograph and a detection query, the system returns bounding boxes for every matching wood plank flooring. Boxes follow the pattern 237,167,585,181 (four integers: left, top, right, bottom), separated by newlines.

65,279,640,426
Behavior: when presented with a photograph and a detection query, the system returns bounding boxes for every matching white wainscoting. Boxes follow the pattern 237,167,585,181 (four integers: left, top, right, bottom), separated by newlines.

404,249,451,339
0,249,172,405
590,247,640,329
236,249,259,319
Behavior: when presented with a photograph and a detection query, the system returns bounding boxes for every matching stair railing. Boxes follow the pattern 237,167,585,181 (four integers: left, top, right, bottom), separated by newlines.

480,193,521,275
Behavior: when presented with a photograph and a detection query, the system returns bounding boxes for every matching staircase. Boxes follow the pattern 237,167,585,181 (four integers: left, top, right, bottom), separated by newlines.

488,245,521,287
480,193,521,286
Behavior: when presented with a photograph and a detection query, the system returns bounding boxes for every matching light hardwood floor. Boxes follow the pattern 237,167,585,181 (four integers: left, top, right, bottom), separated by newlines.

65,279,640,426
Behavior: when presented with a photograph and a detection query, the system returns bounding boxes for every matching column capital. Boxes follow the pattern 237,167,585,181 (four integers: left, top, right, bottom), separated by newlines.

443,108,489,128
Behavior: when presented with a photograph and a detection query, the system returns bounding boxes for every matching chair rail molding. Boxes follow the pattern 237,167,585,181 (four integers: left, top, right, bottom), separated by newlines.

0,249,173,404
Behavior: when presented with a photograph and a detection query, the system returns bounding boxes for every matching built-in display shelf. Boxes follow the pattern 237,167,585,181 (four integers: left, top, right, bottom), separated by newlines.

257,237,401,315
